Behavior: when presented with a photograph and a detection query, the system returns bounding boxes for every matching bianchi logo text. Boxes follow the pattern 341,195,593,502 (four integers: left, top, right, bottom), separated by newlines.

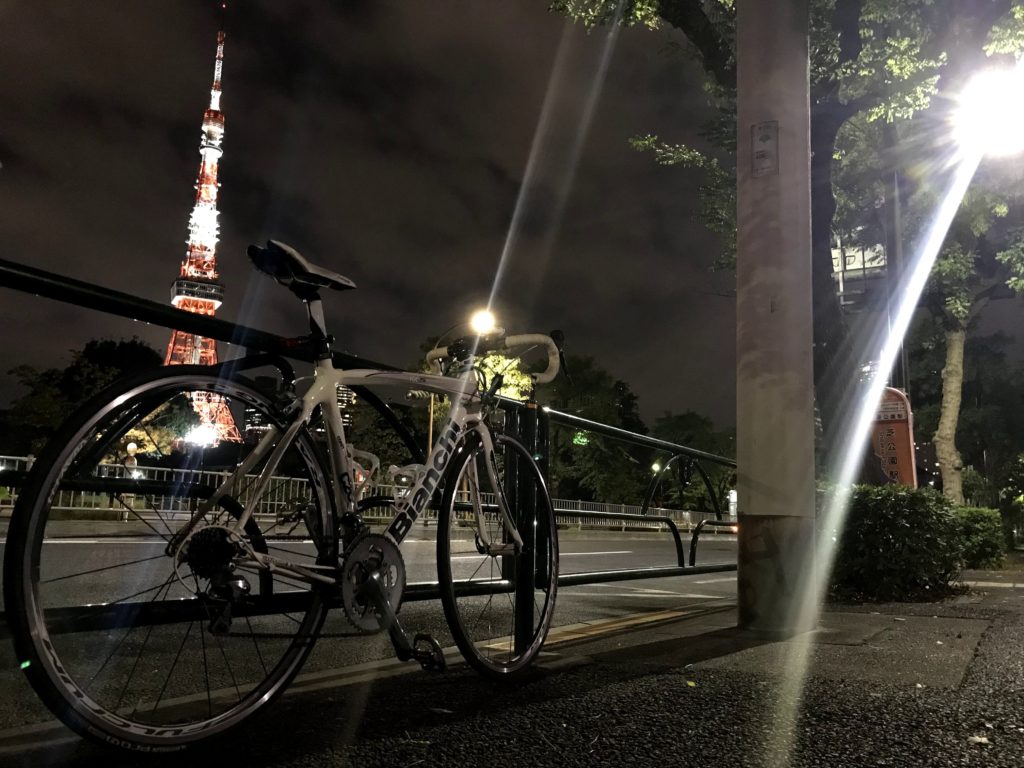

387,420,462,543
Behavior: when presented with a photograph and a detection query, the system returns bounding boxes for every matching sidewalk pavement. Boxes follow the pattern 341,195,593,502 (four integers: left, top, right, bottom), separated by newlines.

4,568,1024,767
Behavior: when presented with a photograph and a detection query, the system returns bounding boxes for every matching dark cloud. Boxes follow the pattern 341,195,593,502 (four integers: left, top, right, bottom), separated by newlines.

0,0,735,427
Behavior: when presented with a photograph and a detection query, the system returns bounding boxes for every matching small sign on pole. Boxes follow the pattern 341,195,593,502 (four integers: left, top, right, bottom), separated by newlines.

869,387,917,487
751,121,779,177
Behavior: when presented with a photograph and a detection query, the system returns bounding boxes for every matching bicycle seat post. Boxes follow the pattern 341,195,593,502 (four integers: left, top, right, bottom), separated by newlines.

303,292,334,360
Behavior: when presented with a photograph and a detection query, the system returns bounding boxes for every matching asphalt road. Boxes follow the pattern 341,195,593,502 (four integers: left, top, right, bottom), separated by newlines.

0,527,737,759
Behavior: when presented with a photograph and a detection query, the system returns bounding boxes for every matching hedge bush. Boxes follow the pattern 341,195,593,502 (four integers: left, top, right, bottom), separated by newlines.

956,507,1004,569
829,485,961,602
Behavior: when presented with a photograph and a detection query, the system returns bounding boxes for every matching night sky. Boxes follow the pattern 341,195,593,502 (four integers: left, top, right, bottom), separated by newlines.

0,1,738,427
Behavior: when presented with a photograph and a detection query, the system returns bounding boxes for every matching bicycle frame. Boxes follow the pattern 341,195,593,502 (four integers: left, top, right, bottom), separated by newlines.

193,355,522,586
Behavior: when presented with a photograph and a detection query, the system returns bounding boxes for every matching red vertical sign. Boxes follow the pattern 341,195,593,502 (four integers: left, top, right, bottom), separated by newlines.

870,387,917,487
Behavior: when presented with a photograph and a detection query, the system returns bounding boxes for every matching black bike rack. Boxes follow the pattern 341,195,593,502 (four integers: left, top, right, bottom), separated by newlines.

0,256,738,637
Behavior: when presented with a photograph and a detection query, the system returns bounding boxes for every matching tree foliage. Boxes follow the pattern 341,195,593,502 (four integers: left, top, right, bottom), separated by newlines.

538,354,652,503
5,338,163,453
648,410,735,514
553,0,1024,461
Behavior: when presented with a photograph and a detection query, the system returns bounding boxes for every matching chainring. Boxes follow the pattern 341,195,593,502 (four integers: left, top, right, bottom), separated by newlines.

340,533,407,633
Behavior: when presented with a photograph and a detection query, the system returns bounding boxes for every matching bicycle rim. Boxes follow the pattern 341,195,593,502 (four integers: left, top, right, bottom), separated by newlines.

3,367,336,751
437,431,558,676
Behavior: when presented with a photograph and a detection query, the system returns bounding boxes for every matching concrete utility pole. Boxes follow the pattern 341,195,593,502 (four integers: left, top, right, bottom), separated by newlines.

735,0,817,634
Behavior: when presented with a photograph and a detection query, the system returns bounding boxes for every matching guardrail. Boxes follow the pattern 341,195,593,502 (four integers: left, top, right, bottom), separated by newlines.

541,408,736,520
0,456,731,532
0,257,738,628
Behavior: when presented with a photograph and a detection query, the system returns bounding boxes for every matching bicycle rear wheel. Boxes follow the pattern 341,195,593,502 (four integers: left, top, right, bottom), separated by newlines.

3,366,336,752
436,430,558,676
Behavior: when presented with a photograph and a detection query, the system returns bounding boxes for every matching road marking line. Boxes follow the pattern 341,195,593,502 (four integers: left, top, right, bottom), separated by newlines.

450,550,633,561
573,593,721,599
966,580,1023,589
572,584,685,595
561,551,632,557
544,609,691,644
693,576,737,584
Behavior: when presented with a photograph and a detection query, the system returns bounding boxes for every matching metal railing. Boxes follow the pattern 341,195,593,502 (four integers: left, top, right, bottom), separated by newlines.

0,257,739,628
0,455,731,533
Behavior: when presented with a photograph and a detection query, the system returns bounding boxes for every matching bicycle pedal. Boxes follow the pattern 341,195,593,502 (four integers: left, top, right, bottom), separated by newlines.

412,633,447,672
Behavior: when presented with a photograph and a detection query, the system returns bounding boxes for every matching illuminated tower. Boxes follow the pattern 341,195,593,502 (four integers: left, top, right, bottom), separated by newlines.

164,30,241,443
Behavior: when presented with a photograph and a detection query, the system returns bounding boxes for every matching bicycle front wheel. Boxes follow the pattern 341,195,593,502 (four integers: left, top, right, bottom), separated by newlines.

437,430,558,676
3,366,337,752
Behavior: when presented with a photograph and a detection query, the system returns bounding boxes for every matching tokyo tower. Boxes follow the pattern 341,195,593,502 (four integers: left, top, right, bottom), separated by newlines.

164,29,241,443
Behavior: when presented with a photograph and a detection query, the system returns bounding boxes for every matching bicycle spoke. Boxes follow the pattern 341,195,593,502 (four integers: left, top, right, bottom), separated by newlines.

108,579,183,606
470,593,497,637
200,601,242,704
115,574,176,714
152,620,196,713
112,496,173,543
199,609,212,719
439,432,557,676
245,616,268,677
17,372,334,747
464,554,489,583
84,571,176,693
41,553,169,585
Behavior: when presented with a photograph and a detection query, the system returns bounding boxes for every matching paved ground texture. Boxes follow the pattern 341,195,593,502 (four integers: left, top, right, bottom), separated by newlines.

4,567,1024,766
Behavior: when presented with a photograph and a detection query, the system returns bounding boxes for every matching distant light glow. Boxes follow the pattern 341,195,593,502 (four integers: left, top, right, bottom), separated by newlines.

185,424,218,447
953,64,1024,158
469,309,496,336
651,462,661,473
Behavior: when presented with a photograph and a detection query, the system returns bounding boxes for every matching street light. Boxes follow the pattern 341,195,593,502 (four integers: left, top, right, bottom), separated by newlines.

427,309,501,452
953,63,1024,158
469,309,496,336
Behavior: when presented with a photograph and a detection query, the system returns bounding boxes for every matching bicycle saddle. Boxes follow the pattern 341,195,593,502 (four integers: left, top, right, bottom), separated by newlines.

247,240,356,298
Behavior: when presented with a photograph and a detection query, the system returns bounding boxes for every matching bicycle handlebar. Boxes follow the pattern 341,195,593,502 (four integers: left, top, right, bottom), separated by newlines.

425,333,561,385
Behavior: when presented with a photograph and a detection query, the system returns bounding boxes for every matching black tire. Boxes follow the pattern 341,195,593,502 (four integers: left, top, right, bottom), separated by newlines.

436,430,558,676
3,366,336,752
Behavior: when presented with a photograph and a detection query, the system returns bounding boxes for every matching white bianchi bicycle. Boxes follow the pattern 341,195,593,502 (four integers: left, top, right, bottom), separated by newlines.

3,241,561,752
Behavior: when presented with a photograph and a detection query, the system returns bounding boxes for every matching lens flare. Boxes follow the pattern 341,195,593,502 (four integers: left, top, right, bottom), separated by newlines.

486,0,626,313
185,424,219,447
953,65,1024,158
760,149,984,766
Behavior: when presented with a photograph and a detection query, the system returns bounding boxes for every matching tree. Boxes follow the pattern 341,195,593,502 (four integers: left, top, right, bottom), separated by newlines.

649,410,735,514
347,397,424,473
5,338,163,453
537,354,651,503
552,0,1024,446
907,315,1024,506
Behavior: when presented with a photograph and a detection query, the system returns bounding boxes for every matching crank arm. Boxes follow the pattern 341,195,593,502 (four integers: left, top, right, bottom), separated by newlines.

360,571,446,671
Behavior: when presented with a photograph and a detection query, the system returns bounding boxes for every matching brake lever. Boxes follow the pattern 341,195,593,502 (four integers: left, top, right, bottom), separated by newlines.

485,372,505,400
550,329,572,385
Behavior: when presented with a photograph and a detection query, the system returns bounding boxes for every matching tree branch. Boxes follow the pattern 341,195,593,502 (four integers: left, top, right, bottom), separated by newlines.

967,269,1013,323
834,0,864,66
657,0,736,91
